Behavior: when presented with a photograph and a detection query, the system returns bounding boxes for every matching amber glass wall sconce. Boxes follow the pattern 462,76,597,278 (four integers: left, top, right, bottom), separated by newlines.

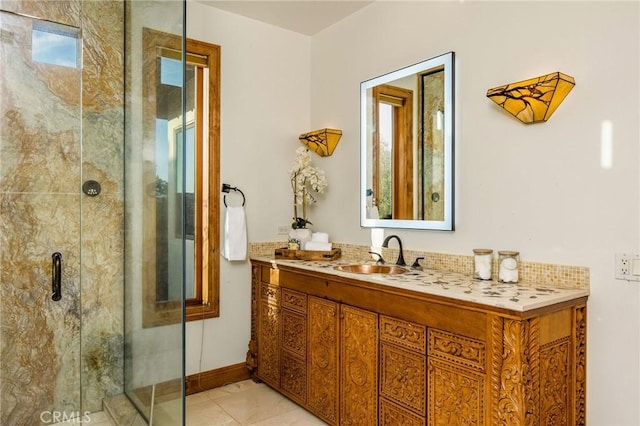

486,72,575,124
299,128,342,157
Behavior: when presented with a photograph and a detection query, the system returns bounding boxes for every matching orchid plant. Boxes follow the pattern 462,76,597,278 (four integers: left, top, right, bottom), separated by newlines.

290,147,327,229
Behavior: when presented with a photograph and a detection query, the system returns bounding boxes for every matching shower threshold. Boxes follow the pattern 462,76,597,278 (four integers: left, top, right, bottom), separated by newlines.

102,394,146,425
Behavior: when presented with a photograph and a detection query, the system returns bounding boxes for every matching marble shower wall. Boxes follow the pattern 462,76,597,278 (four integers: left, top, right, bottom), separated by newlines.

0,0,124,423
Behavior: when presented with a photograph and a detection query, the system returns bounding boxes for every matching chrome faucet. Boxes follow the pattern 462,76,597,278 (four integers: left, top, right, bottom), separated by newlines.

382,235,406,267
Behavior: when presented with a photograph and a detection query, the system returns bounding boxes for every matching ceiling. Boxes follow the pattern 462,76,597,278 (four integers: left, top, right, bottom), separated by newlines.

197,1,373,35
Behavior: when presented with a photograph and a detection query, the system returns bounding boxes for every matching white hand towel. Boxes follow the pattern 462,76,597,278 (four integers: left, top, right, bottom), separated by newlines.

311,232,329,243
304,241,332,251
223,206,247,261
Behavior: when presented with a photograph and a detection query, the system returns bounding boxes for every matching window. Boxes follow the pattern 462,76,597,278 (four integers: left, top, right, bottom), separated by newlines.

31,20,80,68
142,28,220,327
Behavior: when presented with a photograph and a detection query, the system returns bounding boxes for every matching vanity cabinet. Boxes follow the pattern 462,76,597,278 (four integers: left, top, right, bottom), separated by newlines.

307,296,339,423
247,261,587,425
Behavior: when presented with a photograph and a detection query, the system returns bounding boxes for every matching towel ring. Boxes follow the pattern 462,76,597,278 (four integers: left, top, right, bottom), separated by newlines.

222,183,246,207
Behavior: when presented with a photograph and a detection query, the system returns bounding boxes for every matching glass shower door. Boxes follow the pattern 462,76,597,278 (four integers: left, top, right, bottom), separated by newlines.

0,10,83,425
124,0,186,424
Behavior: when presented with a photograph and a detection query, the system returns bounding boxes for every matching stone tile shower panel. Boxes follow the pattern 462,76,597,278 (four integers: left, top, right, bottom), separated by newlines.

78,0,125,412
0,0,81,28
0,15,81,194
81,0,125,189
0,0,125,420
0,193,82,423
1,9,81,424
79,194,124,410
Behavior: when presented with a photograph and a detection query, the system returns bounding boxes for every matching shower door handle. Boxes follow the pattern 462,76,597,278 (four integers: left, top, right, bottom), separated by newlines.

52,252,62,301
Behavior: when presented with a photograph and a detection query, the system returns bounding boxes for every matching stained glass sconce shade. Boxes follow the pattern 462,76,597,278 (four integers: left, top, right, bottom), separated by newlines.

486,72,575,124
299,128,342,157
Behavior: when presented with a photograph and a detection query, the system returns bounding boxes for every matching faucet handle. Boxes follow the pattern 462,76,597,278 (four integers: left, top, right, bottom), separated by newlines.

411,257,424,270
369,251,385,265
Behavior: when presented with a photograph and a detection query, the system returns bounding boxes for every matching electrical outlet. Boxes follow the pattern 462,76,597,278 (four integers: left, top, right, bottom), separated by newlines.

615,253,640,281
277,225,290,235
616,253,630,279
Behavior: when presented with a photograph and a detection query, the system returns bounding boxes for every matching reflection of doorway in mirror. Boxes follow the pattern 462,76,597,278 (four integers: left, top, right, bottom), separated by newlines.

372,84,413,220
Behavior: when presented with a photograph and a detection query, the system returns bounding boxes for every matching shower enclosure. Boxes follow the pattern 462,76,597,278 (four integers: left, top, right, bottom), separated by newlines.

0,1,187,424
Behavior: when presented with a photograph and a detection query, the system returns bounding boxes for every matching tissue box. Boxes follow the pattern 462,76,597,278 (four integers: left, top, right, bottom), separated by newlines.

274,247,341,261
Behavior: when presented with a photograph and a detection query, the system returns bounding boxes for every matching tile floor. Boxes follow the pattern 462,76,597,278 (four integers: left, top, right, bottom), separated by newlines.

181,380,326,425
56,411,116,426
60,380,326,425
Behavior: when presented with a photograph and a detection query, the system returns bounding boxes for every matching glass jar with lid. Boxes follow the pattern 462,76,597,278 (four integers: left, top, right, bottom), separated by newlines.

498,251,520,283
473,249,493,280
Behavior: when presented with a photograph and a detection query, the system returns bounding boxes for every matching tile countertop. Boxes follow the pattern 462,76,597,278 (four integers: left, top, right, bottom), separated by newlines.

252,257,590,313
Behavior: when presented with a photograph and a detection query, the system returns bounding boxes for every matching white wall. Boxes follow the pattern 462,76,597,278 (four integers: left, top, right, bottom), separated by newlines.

188,1,640,424
185,1,311,374
311,2,639,425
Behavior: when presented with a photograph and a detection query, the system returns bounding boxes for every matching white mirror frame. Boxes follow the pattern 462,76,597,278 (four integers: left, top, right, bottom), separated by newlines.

360,51,454,231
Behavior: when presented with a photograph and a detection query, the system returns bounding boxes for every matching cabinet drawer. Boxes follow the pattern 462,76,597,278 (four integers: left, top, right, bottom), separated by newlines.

380,342,426,416
281,351,306,405
260,282,280,304
380,316,426,354
282,288,307,313
380,398,425,426
428,329,485,373
282,309,306,358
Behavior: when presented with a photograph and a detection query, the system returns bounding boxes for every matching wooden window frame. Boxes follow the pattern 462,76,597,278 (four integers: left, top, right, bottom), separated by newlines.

142,28,220,327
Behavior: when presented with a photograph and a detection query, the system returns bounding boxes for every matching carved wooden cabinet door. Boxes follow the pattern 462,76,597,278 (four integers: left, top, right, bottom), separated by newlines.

379,315,427,424
281,305,307,404
428,359,484,425
307,296,339,425
427,329,486,425
281,350,306,405
340,305,378,425
258,283,280,388
379,399,424,426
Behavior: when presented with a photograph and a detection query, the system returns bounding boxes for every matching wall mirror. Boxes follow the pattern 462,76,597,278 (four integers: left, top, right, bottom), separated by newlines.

361,52,454,230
